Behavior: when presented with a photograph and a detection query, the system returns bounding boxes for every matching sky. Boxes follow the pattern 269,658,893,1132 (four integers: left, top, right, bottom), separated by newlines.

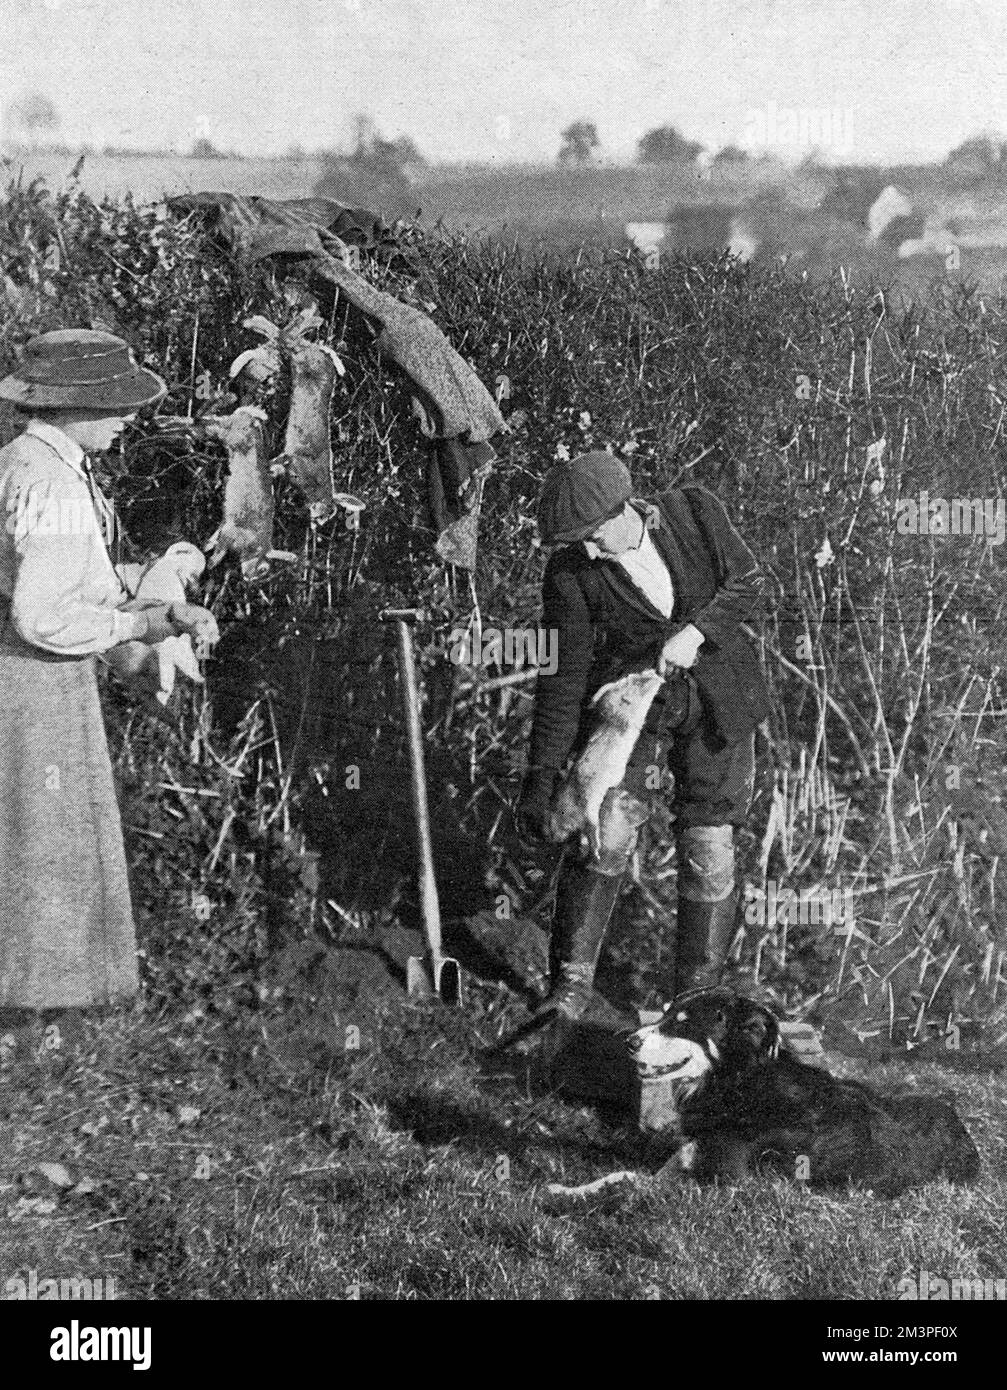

2,0,1007,165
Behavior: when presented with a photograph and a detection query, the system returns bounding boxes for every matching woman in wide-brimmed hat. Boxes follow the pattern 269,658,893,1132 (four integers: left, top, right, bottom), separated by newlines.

0,329,219,1063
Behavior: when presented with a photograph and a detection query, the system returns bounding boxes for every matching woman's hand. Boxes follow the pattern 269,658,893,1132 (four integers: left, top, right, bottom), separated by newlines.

657,623,705,675
123,601,219,656
122,601,177,644
167,603,219,658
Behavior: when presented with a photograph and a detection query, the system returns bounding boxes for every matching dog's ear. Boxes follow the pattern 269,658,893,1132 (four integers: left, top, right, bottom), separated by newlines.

751,1005,780,1059
730,999,781,1060
708,1003,730,1052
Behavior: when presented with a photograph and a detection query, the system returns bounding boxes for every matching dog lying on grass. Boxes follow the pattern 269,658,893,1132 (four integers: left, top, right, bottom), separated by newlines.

547,988,980,1200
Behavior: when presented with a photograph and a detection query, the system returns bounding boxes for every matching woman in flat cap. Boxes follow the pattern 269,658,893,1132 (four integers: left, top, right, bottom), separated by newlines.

517,450,770,1023
0,329,218,1065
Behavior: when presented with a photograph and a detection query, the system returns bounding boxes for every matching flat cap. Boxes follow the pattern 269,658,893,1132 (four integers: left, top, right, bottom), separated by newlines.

537,451,633,544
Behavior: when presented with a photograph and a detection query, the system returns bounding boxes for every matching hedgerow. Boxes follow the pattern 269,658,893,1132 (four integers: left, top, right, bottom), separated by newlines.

2,163,1005,1050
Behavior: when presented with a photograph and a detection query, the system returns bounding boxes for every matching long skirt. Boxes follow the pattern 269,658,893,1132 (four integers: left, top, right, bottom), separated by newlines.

0,608,138,1009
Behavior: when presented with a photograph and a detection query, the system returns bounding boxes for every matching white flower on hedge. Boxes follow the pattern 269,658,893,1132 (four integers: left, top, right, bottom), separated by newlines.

815,536,835,568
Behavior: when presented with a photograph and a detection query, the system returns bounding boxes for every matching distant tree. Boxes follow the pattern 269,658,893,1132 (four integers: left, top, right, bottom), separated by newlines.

557,121,600,167
369,134,425,175
637,125,704,164
190,137,224,159
713,144,749,165
342,115,425,177
352,113,378,155
314,121,425,219
945,134,1007,170
5,90,60,147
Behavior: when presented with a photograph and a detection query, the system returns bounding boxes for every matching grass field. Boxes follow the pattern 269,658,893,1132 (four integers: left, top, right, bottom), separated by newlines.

2,965,1005,1301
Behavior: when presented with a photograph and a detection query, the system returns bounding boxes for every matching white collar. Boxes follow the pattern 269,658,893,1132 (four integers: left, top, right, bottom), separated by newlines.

24,419,89,480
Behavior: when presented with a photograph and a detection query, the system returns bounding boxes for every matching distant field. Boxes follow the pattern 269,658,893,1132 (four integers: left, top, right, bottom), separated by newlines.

6,148,1007,297
3,148,814,218
415,158,825,229
1,151,326,204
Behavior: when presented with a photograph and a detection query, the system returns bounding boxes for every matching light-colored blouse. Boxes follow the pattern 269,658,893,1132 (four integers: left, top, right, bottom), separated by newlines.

0,420,144,655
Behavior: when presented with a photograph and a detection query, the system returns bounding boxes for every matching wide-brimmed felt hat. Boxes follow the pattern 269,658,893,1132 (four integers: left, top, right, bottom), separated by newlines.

0,329,167,411
537,450,633,545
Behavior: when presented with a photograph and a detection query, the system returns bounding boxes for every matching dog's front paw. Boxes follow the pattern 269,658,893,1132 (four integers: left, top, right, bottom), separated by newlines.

676,1140,699,1173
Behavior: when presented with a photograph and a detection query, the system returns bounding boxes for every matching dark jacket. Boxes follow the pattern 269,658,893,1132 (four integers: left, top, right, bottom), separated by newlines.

528,484,771,775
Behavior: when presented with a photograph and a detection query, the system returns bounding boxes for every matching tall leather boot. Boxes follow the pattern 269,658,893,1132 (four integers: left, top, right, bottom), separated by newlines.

538,857,625,1021
672,892,738,999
